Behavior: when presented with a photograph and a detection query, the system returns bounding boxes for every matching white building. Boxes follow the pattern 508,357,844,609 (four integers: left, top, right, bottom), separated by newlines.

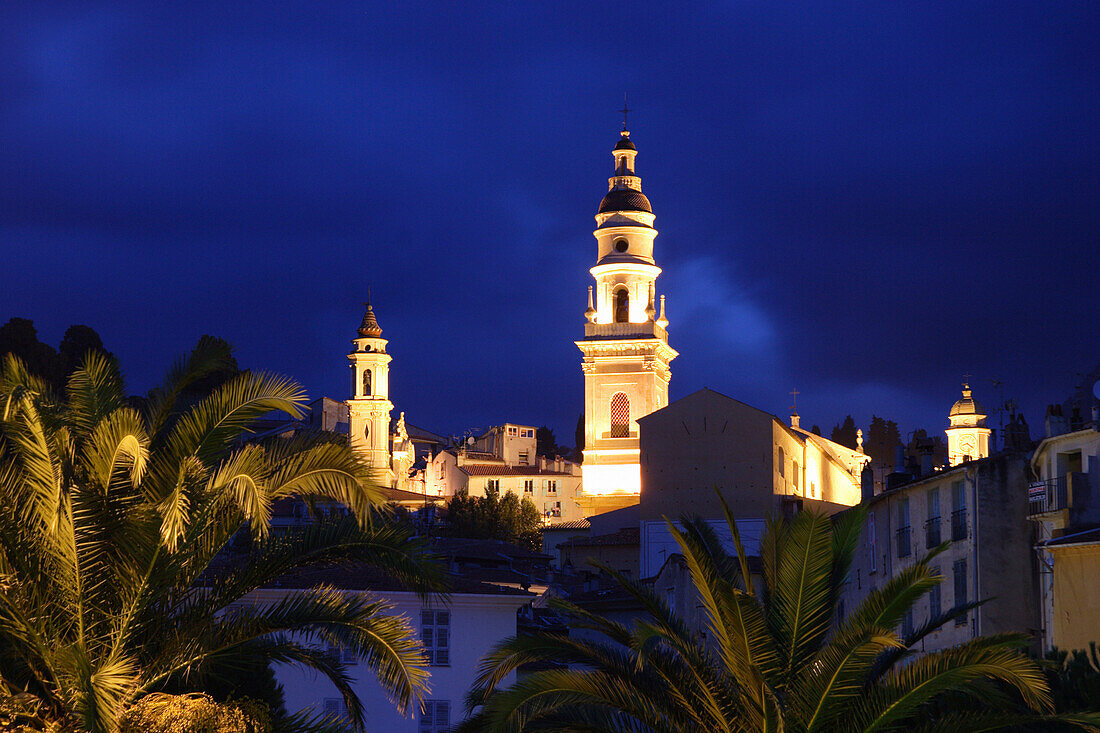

256,556,537,731
416,439,585,524
577,127,677,516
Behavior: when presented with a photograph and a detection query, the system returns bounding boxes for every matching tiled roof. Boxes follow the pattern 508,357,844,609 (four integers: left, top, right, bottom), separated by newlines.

268,561,534,596
432,536,551,561
561,527,639,548
384,487,443,504
462,464,573,477
598,188,652,214
542,519,591,532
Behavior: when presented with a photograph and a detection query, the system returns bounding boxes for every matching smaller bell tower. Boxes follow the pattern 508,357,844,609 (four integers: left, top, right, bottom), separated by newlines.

945,380,991,466
347,301,394,484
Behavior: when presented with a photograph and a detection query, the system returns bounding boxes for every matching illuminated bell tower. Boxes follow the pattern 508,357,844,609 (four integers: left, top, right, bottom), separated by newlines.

347,302,394,484
576,126,677,512
946,380,991,466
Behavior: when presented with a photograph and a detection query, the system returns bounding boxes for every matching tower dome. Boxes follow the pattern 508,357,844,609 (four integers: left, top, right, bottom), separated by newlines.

357,302,383,338
949,383,987,422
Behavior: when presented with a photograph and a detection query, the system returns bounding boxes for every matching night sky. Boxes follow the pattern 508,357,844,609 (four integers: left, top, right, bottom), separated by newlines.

2,2,1097,444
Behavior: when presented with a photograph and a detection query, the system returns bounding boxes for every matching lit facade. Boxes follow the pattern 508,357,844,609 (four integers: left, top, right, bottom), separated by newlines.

945,382,992,466
576,128,676,514
346,303,414,489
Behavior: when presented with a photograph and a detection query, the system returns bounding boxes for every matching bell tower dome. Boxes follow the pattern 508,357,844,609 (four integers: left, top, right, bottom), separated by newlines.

347,301,395,484
576,126,677,514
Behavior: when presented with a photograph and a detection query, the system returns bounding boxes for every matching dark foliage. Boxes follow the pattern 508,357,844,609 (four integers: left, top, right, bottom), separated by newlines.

442,489,542,552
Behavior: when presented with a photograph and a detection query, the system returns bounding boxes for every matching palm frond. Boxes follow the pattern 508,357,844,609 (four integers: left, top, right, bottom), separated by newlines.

64,351,127,439
769,510,835,684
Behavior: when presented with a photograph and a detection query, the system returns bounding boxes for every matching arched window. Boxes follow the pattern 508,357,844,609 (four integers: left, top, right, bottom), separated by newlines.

777,446,785,477
614,288,629,323
362,369,372,396
793,461,800,490
610,392,630,437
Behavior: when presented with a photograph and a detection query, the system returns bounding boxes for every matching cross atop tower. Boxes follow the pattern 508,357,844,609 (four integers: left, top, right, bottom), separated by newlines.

620,94,631,132
790,388,800,413
962,373,972,389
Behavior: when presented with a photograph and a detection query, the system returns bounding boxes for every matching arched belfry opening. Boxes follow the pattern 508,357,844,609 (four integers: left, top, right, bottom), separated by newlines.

362,369,372,397
614,288,629,323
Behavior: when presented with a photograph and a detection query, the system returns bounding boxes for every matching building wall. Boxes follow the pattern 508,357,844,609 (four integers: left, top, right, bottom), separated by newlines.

463,470,585,524
639,389,777,522
1030,428,1100,651
473,424,537,466
560,539,639,580
1049,544,1100,651
260,590,529,732
842,454,1038,653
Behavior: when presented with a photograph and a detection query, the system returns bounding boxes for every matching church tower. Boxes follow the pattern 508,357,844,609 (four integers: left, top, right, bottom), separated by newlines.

347,302,395,484
945,381,991,465
576,127,677,511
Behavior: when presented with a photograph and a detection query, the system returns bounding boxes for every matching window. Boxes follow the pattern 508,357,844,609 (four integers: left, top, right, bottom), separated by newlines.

421,609,450,666
925,488,941,548
323,698,350,723
324,643,357,665
777,446,785,477
953,559,968,626
614,287,629,323
545,480,558,495
523,479,534,494
929,566,942,618
900,609,914,638
518,451,529,465
362,369,372,396
896,498,911,558
793,461,800,489
614,238,628,253
951,481,967,541
868,512,876,572
520,428,534,438
610,392,630,437
486,478,500,493
438,462,445,479
545,500,561,517
810,481,816,498
419,700,450,733
506,426,518,437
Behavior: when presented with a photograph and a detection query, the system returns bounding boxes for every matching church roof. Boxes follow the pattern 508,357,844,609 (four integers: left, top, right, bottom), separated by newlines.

598,188,652,214
614,133,636,151
949,384,986,417
357,302,383,338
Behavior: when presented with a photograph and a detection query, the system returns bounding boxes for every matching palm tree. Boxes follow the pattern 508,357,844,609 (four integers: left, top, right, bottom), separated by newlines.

0,345,445,732
461,494,1100,732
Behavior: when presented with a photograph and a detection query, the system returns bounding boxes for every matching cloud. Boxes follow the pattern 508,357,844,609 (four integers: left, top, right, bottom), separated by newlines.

664,256,776,355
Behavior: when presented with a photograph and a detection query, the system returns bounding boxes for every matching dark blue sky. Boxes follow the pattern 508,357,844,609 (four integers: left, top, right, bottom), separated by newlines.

2,1,1097,443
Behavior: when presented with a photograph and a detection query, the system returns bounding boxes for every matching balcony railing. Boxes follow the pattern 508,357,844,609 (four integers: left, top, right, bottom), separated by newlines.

896,526,912,558
1027,475,1069,516
925,516,942,549
583,320,667,341
951,509,968,541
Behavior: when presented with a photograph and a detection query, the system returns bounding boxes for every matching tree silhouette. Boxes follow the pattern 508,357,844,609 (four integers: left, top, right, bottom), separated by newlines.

830,415,859,450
